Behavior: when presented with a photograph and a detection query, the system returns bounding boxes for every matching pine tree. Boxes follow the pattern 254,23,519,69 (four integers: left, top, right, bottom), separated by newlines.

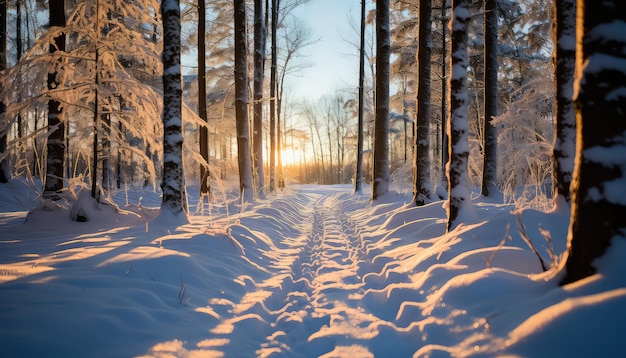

446,0,474,231
414,0,432,206
552,0,575,205
234,0,253,201
160,0,188,219
562,0,626,284
481,0,498,196
372,0,390,200
0,0,7,183
253,0,266,197
44,0,66,198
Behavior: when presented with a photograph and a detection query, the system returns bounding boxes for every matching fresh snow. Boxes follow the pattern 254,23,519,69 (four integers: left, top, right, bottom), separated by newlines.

0,182,624,357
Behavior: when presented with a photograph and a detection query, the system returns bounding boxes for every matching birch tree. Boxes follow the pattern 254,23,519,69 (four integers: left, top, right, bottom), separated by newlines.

234,0,253,201
372,0,390,200
446,0,474,231
562,0,626,284
160,0,188,219
552,0,575,205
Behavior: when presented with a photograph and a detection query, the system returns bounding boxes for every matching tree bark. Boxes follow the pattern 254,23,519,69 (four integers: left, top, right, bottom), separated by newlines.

414,0,432,206
199,0,211,197
552,0,576,204
234,0,254,201
372,0,390,200
253,0,266,197
160,0,188,218
562,0,626,284
354,0,366,194
481,0,498,196
0,0,7,183
446,0,474,231
44,0,66,197
269,0,278,192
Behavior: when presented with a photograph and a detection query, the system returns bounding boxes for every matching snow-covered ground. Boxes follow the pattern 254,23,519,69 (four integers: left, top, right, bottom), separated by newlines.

0,181,624,357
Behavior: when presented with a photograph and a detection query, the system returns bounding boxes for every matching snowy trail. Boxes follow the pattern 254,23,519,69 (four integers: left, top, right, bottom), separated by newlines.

202,188,379,357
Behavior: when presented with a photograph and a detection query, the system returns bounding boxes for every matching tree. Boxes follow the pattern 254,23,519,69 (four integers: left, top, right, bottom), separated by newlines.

561,0,626,284
253,0,266,197
0,0,7,183
160,0,188,219
234,0,253,201
446,0,474,231
44,0,66,198
269,0,278,192
552,0,575,205
199,0,210,197
372,0,390,200
481,0,498,196
354,0,366,194
413,0,432,206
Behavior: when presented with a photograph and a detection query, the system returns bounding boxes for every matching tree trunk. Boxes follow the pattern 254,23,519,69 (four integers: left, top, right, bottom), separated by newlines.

253,0,266,197
446,0,474,232
199,0,211,197
354,0,365,193
234,0,254,201
269,0,279,192
44,0,66,197
552,0,576,205
160,0,188,218
414,0,432,206
0,0,7,183
440,0,448,189
481,0,498,197
562,0,626,284
372,0,390,200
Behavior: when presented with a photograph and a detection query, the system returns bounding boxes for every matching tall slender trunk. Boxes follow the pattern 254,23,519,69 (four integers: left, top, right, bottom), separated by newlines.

44,0,66,196
481,0,498,196
354,0,365,194
199,0,210,197
372,0,390,200
552,0,575,204
253,0,266,196
269,0,279,192
440,0,448,188
447,0,474,231
234,0,253,201
414,0,433,206
0,0,7,183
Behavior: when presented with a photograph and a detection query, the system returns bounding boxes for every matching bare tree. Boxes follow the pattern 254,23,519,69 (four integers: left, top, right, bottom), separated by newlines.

372,0,390,200
199,0,211,197
253,0,266,197
562,0,626,284
234,0,253,200
44,0,66,198
269,0,279,192
552,0,575,205
160,0,188,218
414,0,432,206
355,0,366,194
446,0,474,231
481,0,498,196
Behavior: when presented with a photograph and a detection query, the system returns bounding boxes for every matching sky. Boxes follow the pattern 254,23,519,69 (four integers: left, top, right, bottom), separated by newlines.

285,0,365,101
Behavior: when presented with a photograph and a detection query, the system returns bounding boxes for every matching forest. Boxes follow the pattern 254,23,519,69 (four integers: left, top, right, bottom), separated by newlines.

0,0,625,356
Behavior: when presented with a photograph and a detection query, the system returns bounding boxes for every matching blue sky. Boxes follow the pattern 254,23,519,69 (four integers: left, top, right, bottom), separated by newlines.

285,0,365,100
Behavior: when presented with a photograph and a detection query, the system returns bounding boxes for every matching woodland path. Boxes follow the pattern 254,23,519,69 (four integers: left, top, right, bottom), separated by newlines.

206,187,383,357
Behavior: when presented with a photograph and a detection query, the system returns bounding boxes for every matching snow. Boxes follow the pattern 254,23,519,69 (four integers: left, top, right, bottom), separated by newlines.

0,182,625,357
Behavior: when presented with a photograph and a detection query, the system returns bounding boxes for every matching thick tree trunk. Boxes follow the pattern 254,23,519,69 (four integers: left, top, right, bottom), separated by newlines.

481,0,498,196
562,0,626,284
446,0,474,232
234,0,254,201
160,0,188,218
372,0,390,200
414,0,432,206
44,0,66,196
552,0,576,205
